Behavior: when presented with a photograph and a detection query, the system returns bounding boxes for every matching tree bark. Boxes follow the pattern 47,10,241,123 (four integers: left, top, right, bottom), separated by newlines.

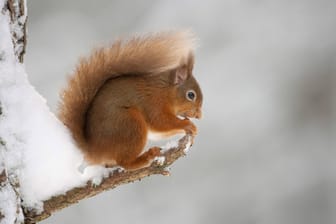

6,0,27,63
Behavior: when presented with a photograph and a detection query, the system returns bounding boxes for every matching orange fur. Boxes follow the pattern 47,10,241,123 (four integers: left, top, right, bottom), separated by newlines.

58,31,202,170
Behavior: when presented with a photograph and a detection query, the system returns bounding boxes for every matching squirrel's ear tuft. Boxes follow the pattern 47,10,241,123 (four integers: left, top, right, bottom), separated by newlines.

187,51,194,74
172,66,188,85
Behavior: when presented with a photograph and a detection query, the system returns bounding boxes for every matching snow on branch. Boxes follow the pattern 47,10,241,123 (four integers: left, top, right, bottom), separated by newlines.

23,135,193,224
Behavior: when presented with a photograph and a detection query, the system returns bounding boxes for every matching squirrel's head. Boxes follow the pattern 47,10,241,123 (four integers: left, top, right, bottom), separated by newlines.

170,63,203,120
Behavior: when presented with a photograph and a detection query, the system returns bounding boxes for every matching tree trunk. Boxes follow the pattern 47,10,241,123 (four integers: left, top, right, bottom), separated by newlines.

0,0,27,223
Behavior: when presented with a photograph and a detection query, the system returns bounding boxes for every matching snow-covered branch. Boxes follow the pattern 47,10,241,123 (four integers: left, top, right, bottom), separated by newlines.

24,135,193,224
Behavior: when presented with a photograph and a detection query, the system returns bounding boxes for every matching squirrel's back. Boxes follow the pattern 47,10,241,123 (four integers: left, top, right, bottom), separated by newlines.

58,31,196,151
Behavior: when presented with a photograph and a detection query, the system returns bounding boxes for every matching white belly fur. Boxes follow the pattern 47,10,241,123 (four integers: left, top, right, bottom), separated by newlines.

147,131,169,141
146,131,185,150
147,130,185,141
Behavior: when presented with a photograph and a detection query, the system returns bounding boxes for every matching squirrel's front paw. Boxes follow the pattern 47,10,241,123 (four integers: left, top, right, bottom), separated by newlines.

184,121,198,136
148,146,161,158
148,147,164,166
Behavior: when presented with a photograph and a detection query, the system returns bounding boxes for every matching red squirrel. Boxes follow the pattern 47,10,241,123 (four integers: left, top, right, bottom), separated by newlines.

58,31,203,170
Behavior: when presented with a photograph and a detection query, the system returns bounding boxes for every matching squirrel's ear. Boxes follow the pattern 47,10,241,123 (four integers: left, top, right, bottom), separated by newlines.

172,66,188,85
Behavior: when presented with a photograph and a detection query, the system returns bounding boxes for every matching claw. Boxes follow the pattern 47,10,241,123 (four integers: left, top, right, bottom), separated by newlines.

153,156,165,166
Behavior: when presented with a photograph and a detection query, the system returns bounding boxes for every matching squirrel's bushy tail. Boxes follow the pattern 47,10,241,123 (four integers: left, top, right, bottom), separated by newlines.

58,30,196,150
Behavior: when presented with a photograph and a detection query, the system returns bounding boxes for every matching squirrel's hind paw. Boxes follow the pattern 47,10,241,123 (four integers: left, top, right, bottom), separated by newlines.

153,156,166,166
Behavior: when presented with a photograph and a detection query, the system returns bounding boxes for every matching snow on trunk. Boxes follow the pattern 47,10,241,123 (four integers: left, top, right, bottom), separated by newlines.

0,1,25,223
0,0,104,221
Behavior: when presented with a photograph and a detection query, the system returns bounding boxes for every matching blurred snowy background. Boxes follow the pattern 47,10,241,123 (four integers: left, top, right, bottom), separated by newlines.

25,0,336,224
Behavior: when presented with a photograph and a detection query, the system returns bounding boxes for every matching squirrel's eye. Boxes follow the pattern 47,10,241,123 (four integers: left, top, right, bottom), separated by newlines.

186,90,196,101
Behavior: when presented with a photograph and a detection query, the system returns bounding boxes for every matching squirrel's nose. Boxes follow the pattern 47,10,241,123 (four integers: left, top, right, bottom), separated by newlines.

195,109,202,119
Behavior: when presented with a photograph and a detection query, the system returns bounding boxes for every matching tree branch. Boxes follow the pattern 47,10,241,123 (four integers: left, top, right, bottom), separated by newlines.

23,135,193,224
